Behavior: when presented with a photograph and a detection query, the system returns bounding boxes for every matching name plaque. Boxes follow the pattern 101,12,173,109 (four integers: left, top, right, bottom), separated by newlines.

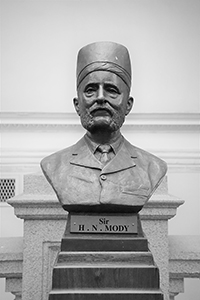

70,214,138,234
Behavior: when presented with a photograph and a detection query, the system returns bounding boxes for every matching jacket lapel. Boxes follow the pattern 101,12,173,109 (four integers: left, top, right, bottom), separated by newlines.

69,137,102,169
103,141,136,174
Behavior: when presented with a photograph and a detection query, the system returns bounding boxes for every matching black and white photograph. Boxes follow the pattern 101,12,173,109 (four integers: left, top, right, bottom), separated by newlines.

0,1,199,300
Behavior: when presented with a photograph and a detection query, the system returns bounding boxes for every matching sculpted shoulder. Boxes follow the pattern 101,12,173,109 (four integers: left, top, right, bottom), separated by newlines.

41,147,71,173
124,139,167,192
40,138,85,176
125,138,167,168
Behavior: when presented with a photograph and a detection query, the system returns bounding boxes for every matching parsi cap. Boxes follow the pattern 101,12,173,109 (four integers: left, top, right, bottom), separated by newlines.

76,41,132,88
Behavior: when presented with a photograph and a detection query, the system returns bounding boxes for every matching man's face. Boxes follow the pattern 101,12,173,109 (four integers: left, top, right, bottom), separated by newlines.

73,71,133,133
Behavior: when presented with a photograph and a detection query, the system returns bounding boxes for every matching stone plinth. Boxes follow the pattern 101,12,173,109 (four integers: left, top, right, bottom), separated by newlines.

2,235,200,300
49,213,164,300
7,172,184,300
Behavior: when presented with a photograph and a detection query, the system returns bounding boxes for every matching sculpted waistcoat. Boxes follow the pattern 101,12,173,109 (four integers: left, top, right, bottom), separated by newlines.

41,137,167,213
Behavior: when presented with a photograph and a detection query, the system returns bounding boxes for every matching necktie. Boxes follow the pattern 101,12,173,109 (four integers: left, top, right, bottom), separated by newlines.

98,144,112,164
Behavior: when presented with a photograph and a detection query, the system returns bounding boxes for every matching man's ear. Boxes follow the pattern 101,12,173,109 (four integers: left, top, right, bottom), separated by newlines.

73,97,80,116
125,97,134,116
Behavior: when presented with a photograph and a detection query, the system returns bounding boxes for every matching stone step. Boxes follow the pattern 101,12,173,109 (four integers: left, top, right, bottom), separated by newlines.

49,289,164,300
61,236,148,252
57,251,154,265
52,265,160,289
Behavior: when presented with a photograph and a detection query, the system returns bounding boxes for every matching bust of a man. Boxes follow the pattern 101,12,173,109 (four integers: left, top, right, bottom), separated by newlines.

41,41,167,213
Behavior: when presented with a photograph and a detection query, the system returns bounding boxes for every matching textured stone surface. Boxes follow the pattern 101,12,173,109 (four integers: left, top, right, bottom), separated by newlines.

42,241,61,298
24,171,55,195
142,220,169,298
169,278,184,294
22,220,65,300
6,277,22,294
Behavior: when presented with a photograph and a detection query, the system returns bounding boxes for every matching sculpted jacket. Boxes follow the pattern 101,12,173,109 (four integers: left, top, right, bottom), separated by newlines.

41,136,167,213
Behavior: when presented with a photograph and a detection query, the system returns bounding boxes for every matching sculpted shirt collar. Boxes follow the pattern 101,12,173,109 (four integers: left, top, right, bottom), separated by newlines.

84,133,124,155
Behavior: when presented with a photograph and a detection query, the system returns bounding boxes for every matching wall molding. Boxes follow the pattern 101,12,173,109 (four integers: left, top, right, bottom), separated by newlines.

1,112,199,172
1,112,199,131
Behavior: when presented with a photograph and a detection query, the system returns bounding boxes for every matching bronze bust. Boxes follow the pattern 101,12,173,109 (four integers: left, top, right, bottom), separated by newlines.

41,41,167,213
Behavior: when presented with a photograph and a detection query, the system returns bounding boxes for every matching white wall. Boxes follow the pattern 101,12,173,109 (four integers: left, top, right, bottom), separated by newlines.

1,0,199,113
1,1,199,299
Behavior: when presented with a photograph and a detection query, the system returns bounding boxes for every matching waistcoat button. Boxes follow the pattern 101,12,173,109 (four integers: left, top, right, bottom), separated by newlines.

100,174,107,181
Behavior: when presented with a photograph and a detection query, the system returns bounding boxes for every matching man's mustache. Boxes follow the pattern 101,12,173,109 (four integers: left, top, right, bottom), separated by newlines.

89,105,114,116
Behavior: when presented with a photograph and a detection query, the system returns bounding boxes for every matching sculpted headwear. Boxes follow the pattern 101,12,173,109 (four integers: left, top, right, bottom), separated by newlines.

76,41,132,89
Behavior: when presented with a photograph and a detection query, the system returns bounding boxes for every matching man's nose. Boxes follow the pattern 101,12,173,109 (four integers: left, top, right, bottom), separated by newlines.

96,86,105,103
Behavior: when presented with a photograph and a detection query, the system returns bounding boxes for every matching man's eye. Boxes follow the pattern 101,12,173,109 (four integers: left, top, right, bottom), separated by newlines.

84,85,97,95
108,88,117,93
85,88,95,94
106,86,120,95
104,84,120,94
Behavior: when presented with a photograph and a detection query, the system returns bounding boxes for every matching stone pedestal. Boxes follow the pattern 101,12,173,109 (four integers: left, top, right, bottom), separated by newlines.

7,172,184,300
48,213,164,300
